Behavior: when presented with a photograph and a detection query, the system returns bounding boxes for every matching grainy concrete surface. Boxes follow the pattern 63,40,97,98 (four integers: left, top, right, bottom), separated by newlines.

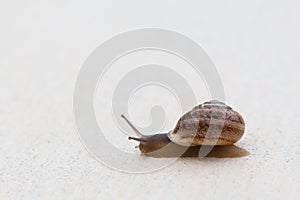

0,1,299,199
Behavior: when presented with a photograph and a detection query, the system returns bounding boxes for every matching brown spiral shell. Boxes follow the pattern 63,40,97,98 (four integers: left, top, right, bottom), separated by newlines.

168,100,245,146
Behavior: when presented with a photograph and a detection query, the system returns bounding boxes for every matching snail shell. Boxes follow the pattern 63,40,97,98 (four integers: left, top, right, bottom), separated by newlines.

168,100,245,146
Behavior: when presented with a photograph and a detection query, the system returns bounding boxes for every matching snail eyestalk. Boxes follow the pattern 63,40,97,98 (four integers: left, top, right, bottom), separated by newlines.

121,114,147,138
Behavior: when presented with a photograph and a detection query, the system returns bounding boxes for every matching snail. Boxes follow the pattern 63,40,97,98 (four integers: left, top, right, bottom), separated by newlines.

122,100,248,158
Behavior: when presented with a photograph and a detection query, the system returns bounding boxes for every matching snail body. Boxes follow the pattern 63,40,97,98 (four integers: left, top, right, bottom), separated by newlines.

122,100,245,155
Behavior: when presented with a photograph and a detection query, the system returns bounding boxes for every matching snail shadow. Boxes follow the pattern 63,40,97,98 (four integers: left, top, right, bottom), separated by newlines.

144,144,250,158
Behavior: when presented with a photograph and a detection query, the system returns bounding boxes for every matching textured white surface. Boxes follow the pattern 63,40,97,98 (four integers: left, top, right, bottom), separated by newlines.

1,1,300,199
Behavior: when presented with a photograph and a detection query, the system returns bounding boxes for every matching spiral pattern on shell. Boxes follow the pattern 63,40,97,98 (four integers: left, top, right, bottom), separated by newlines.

168,100,245,146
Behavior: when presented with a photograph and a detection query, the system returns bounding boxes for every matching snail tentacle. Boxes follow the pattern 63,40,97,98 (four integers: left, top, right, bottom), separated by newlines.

128,136,147,143
121,114,147,138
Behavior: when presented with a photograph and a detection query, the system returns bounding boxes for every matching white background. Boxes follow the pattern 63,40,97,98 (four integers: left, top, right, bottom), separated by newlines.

1,0,299,199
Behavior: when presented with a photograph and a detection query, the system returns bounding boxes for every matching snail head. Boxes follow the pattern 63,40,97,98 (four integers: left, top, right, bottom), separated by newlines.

121,115,170,153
